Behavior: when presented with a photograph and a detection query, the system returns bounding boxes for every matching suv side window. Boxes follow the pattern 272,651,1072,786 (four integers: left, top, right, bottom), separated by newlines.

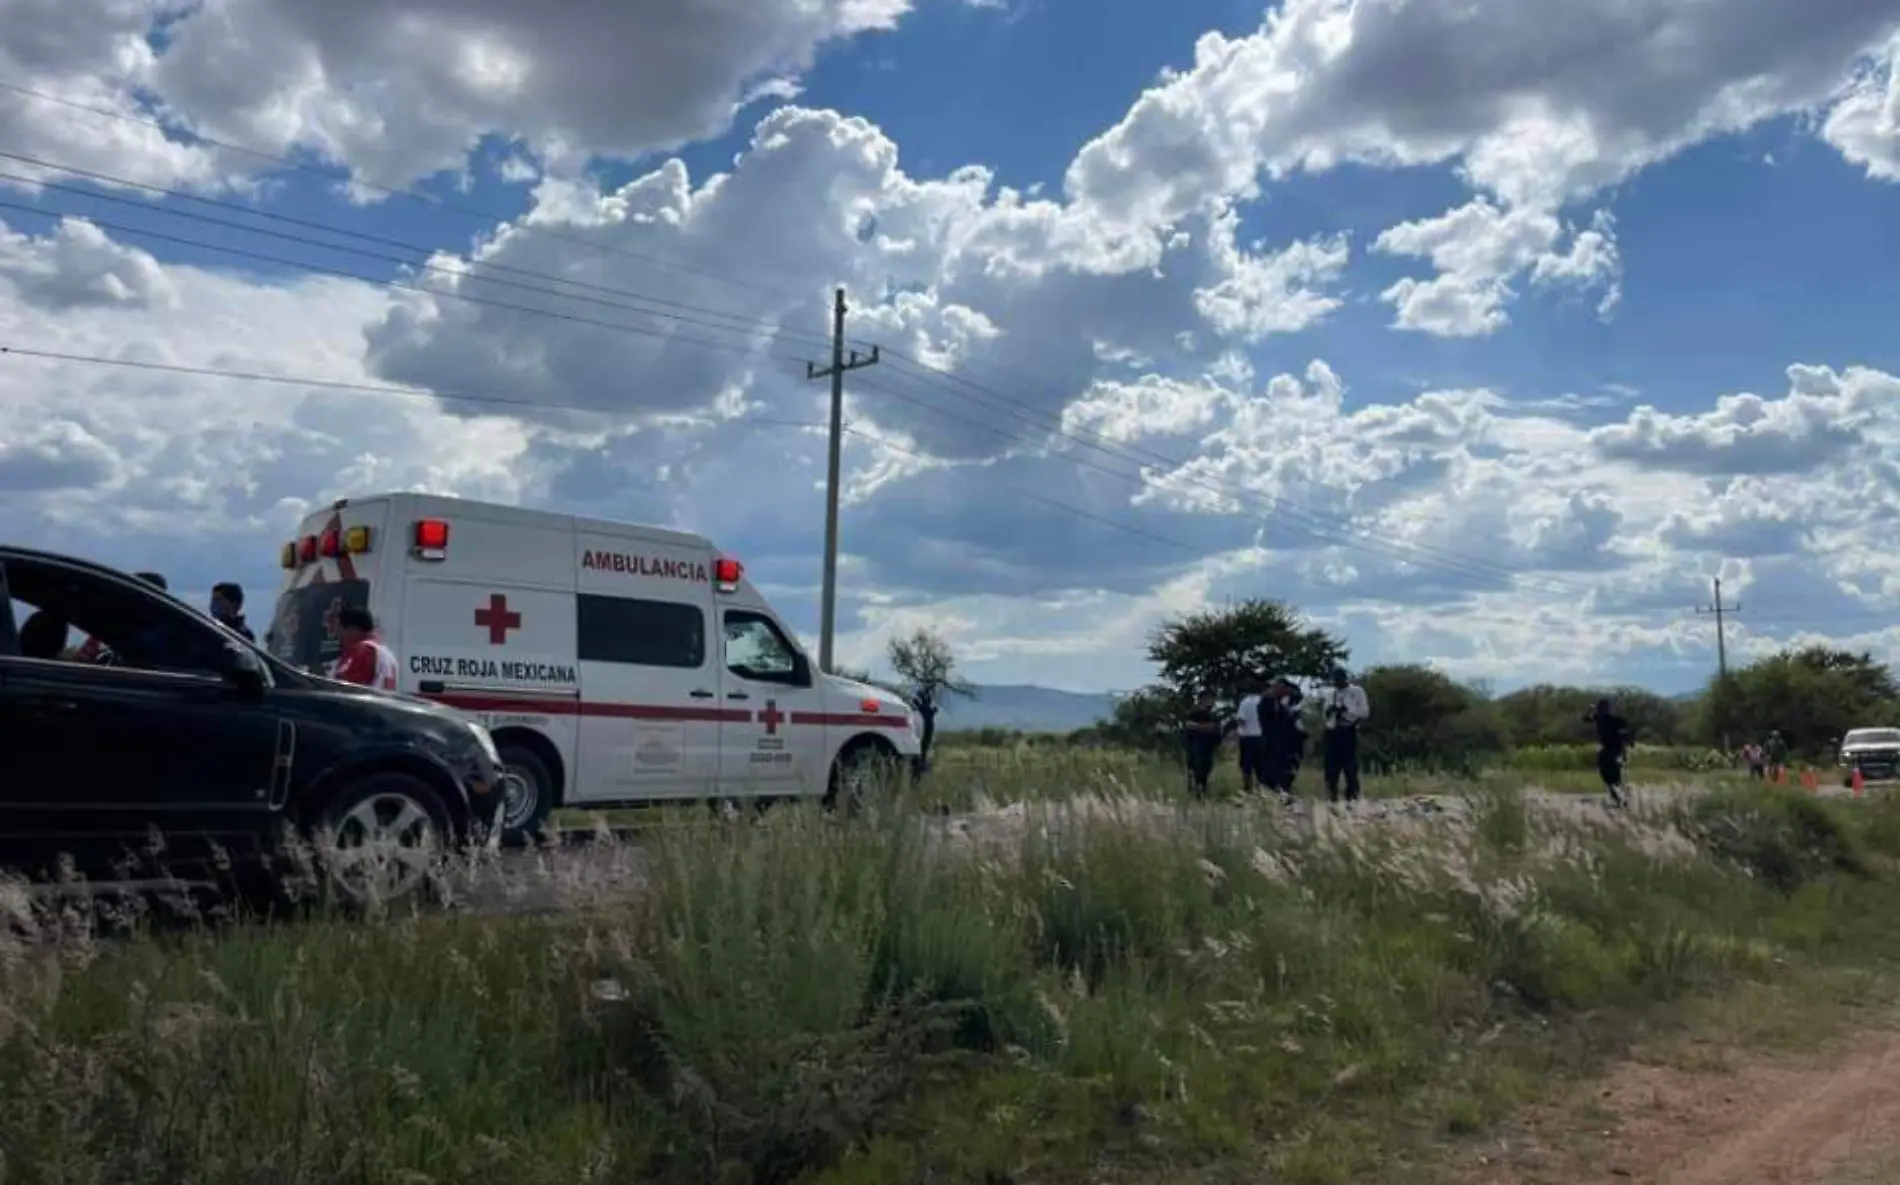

724,611,809,687
2,557,226,677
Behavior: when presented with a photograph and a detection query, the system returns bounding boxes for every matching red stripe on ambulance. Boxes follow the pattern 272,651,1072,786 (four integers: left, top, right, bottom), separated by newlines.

421,692,908,729
790,711,910,729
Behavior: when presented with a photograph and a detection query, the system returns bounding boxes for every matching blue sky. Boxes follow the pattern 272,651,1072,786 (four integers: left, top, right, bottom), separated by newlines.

0,0,1897,697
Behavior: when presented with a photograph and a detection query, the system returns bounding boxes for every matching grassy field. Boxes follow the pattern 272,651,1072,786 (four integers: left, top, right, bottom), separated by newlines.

3,753,1898,1185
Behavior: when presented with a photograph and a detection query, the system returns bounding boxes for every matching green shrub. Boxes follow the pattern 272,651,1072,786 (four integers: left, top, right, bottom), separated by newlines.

1684,785,1870,892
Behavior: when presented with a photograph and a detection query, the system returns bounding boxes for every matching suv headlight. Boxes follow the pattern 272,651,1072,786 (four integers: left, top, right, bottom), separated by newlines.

468,722,501,767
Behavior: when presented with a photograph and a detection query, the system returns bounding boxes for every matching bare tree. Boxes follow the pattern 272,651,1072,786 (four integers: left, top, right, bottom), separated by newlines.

887,627,975,766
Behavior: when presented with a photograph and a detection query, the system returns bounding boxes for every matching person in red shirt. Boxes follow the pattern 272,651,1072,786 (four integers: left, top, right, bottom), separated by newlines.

329,607,398,690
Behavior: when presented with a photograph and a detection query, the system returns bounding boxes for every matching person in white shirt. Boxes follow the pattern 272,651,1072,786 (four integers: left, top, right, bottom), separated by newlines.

1320,667,1370,804
1232,682,1268,795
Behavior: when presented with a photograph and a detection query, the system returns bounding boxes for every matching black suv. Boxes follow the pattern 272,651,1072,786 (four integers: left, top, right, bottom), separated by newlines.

0,546,502,905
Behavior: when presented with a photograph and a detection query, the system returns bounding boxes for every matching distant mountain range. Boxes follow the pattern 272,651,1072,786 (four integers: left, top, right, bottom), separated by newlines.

937,684,1118,734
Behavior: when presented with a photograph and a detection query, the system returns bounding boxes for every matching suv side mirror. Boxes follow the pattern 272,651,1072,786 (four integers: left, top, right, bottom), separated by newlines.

221,642,268,694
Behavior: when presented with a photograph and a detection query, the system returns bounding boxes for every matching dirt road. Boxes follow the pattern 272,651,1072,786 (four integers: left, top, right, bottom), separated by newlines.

1453,1016,1900,1184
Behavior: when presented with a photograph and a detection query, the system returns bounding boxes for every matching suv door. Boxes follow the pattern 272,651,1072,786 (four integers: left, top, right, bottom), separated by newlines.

0,556,285,880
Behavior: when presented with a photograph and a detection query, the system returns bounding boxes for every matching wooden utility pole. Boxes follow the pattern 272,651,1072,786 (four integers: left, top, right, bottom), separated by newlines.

1695,576,1742,748
806,286,879,674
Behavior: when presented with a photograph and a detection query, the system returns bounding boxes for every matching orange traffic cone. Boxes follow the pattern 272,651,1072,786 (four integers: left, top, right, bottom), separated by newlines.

1801,770,1818,793
1852,768,1866,799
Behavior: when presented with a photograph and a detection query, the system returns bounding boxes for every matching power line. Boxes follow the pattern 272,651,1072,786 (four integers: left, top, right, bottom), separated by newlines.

0,104,1873,612
0,136,1623,597
8,339,1892,638
0,151,836,351
0,164,1565,599
856,366,1593,599
0,196,814,371
875,350,1603,599
0,78,811,307
0,342,1210,556
0,343,818,425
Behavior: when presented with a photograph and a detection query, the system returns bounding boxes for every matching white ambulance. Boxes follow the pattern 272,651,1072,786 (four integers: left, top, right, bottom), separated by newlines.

264,492,921,839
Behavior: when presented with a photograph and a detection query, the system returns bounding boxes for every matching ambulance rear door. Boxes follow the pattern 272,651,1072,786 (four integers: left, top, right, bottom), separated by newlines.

266,498,397,677
390,501,580,776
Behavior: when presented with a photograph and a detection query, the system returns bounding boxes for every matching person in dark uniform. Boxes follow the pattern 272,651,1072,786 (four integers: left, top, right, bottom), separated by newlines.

1321,667,1369,805
210,581,255,641
1181,693,1223,799
1260,676,1304,805
1584,697,1632,809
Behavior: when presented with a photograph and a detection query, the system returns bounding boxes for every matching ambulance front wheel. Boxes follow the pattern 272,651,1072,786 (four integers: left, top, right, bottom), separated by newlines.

496,744,556,844
825,738,901,813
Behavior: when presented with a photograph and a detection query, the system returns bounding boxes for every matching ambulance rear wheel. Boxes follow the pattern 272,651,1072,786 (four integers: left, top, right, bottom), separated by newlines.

496,745,556,844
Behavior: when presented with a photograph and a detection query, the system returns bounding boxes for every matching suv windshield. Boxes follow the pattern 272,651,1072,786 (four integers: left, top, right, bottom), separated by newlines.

1845,729,1900,747
267,580,370,674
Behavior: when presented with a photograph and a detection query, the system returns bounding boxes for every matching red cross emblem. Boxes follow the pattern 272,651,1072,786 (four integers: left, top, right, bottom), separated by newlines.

474,594,522,645
757,699,785,735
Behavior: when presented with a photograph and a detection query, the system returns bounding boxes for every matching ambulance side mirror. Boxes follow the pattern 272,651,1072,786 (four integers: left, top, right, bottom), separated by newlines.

790,652,812,688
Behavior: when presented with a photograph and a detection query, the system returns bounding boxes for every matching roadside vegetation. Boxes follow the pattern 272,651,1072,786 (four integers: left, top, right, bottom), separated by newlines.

6,759,1900,1185
933,598,1899,773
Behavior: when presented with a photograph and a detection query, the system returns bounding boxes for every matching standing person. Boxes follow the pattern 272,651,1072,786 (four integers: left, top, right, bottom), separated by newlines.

1742,739,1766,780
329,607,398,690
210,581,255,642
1764,730,1789,783
1584,698,1632,809
1180,693,1223,800
1262,676,1305,806
1232,680,1268,796
1320,667,1369,806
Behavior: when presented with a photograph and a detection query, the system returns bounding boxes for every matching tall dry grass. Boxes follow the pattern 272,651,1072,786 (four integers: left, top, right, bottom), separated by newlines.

1,771,1896,1184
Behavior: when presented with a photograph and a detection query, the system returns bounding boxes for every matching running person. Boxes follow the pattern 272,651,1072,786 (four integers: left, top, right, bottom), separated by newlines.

1585,698,1633,809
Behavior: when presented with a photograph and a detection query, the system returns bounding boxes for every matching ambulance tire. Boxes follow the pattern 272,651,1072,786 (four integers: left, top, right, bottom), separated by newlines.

308,772,453,913
495,744,556,846
824,738,899,814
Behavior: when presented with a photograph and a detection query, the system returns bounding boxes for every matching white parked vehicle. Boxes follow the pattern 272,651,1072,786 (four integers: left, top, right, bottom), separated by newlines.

1840,727,1900,786
265,493,921,838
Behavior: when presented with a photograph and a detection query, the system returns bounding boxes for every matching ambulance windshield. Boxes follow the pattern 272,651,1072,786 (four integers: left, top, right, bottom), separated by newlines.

266,579,371,675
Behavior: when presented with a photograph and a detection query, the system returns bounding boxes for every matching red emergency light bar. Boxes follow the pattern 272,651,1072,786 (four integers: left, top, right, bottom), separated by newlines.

318,526,341,557
412,518,450,561
713,557,743,591
298,535,318,563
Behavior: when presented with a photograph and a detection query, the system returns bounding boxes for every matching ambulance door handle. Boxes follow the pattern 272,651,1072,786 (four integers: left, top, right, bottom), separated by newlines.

688,689,715,699
726,691,750,701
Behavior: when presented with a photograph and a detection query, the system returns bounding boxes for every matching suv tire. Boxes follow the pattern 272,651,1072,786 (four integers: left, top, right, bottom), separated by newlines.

310,772,451,909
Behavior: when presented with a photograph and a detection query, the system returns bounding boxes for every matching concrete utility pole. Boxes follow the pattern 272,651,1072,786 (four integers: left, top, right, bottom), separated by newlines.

1696,576,1742,747
806,286,879,675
